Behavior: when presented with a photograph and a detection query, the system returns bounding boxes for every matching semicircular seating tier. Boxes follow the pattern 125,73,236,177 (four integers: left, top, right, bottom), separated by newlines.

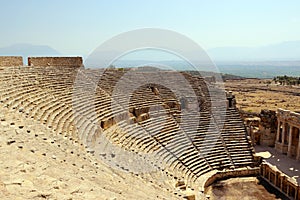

0,66,255,188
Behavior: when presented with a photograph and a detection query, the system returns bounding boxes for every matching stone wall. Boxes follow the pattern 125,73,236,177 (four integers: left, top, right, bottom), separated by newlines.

244,117,261,145
0,56,23,67
204,167,260,191
241,109,277,146
259,110,277,146
260,162,300,200
204,161,300,200
28,57,83,67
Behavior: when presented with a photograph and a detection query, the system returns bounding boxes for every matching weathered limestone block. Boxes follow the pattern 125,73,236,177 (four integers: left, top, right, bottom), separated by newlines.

259,110,277,146
131,107,150,118
183,194,195,200
136,113,150,122
244,117,260,145
175,180,185,188
0,56,23,66
28,57,83,68
259,126,276,146
101,117,116,130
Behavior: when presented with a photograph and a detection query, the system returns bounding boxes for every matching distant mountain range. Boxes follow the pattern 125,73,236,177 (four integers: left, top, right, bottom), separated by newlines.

0,43,61,64
0,42,300,78
207,41,300,62
2,41,300,63
0,43,61,56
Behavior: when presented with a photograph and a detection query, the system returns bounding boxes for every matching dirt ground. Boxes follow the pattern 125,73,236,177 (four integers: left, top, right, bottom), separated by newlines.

205,177,280,200
225,79,300,113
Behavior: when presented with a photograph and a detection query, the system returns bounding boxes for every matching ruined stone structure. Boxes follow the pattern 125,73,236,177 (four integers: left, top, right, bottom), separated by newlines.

244,117,260,145
242,109,278,147
0,56,23,67
239,107,300,199
1,57,297,199
261,162,300,200
259,110,277,146
28,56,83,67
275,108,300,160
226,91,236,109
0,63,258,198
204,167,260,190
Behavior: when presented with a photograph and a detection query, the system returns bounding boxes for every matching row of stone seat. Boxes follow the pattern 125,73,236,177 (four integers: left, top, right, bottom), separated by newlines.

91,69,251,184
220,108,254,166
88,70,213,185
0,67,79,140
0,66,254,189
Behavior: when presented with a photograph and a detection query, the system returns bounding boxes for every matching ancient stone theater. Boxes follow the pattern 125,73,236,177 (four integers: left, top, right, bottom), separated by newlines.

0,56,299,199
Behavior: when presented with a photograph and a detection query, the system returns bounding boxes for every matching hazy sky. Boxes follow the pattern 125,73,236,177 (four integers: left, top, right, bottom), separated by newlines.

1,0,300,56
